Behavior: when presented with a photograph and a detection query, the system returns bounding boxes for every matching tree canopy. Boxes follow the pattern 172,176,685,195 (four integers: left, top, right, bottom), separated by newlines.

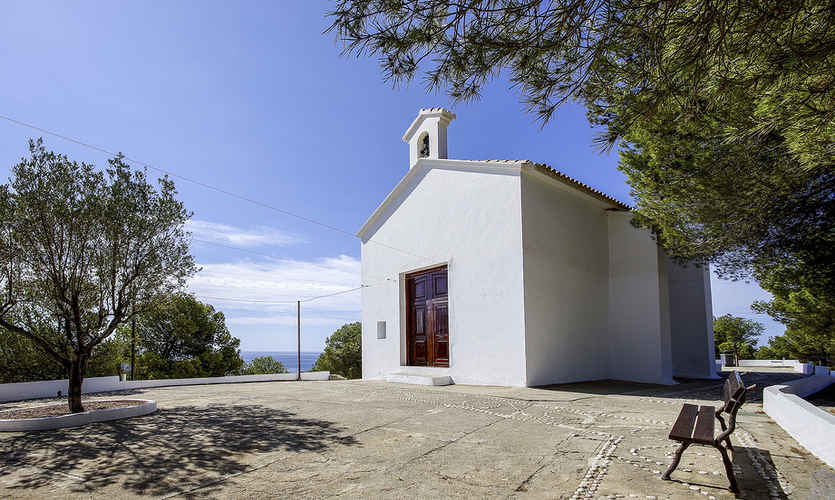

752,266,834,366
0,325,128,384
311,322,361,379
713,314,763,361
238,355,288,375
609,94,835,281
329,1,835,168
134,294,244,379
0,140,196,412
330,1,835,344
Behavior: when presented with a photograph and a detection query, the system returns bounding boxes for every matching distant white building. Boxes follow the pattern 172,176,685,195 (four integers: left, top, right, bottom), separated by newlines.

358,108,716,387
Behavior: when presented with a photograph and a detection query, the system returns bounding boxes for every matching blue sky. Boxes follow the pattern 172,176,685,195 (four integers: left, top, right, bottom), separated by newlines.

0,1,783,351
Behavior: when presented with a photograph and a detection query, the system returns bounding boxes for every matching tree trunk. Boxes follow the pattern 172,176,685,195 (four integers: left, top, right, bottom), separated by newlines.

67,355,89,413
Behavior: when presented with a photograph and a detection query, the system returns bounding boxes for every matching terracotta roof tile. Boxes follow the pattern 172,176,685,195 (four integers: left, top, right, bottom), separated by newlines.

532,163,632,210
475,160,631,209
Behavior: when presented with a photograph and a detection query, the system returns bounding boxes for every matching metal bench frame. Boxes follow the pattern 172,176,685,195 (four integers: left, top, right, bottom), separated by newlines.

661,371,756,493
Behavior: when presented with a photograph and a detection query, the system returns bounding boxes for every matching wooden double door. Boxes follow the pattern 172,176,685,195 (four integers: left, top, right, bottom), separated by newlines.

405,266,449,367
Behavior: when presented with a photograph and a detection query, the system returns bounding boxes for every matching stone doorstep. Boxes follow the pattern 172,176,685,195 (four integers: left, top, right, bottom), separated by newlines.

386,372,453,386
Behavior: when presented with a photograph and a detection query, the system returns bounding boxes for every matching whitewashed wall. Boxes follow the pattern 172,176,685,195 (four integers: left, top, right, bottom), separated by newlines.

359,159,529,386
519,169,611,386
360,151,713,387
668,261,718,378
607,212,675,384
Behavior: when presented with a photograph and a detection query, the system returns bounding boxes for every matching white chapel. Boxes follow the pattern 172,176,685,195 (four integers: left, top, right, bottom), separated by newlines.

357,108,717,387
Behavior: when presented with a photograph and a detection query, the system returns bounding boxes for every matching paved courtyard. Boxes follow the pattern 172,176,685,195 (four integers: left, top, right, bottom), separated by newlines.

1,372,834,499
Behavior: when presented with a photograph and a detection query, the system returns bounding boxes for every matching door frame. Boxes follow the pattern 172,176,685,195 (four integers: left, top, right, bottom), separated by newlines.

403,264,450,368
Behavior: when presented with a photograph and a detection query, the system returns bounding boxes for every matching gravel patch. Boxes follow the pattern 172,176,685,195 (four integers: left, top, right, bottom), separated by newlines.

0,400,147,420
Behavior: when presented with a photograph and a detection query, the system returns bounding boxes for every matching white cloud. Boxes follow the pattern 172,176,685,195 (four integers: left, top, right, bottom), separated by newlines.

186,219,303,247
187,257,363,315
225,315,358,327
180,219,369,350
185,255,369,351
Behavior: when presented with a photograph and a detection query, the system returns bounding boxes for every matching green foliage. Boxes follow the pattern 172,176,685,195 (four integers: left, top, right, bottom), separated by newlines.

311,322,361,379
86,336,131,378
0,329,129,383
238,356,288,375
598,33,835,357
714,314,763,361
134,294,244,379
0,140,196,411
607,97,835,280
0,322,130,383
752,266,835,366
755,335,799,361
329,1,835,169
0,322,64,383
331,0,835,296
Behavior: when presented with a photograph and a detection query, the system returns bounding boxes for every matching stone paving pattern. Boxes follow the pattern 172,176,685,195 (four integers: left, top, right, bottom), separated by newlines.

1,371,834,499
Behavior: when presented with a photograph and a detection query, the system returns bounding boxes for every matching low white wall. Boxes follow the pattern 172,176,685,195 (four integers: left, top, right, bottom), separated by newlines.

738,359,804,367
0,372,331,403
763,366,835,468
737,359,814,374
797,364,815,375
0,399,158,432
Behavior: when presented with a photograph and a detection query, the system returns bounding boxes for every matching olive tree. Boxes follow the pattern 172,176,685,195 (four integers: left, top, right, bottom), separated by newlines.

0,140,196,413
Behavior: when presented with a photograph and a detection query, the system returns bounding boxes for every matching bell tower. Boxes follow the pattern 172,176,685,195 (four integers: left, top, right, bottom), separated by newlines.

402,108,456,168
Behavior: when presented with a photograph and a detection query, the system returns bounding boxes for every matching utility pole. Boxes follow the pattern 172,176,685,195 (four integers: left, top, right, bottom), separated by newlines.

131,318,136,381
297,301,301,381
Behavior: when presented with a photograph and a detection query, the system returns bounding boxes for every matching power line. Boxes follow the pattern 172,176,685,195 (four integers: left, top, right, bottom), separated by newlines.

191,280,395,305
193,295,308,304
188,287,327,298
193,285,365,305
196,269,357,286
300,286,364,303
0,113,433,263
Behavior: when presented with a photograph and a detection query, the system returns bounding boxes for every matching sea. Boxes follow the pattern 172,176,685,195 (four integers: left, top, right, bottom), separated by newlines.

240,351,322,373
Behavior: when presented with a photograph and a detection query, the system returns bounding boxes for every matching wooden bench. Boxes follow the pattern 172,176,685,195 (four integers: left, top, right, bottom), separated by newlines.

661,371,756,493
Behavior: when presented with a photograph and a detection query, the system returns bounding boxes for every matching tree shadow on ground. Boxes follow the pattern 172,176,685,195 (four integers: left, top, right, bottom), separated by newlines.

0,402,358,497
534,370,807,402
660,446,789,499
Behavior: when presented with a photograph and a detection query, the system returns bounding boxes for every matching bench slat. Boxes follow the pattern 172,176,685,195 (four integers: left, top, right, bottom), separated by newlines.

693,405,715,445
728,371,745,401
721,372,745,413
669,403,699,441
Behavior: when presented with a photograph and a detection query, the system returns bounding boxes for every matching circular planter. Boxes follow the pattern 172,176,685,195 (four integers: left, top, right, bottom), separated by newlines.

0,399,157,432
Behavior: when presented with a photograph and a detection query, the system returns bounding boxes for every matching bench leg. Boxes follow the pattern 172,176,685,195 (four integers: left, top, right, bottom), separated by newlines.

715,444,739,493
715,414,733,450
662,441,689,481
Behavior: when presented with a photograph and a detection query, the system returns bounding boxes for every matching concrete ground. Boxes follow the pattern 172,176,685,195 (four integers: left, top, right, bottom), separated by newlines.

1,371,834,500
